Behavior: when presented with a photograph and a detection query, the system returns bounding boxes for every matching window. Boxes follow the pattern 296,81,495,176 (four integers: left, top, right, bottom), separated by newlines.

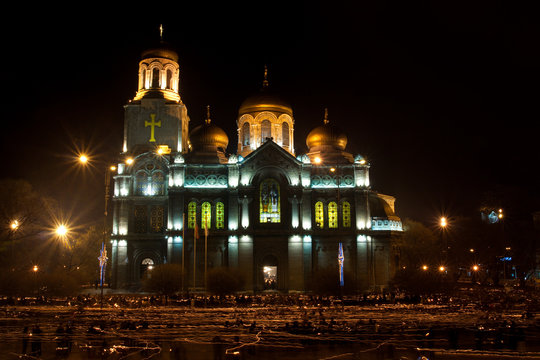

166,69,173,89
201,202,211,229
141,68,146,89
282,122,289,147
315,201,324,229
151,171,165,195
188,202,196,229
261,120,271,142
242,122,250,146
216,202,225,229
328,202,338,228
152,68,160,88
150,205,164,233
134,205,147,233
260,179,280,223
342,201,351,228
135,171,148,196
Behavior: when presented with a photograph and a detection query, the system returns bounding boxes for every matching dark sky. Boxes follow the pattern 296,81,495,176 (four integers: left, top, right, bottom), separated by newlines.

1,2,538,227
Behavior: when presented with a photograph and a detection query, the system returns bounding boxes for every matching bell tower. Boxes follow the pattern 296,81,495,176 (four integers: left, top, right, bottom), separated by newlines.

122,29,189,156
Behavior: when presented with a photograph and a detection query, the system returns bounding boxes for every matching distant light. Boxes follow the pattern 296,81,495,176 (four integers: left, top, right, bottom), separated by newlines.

440,217,447,228
439,266,446,272
79,154,88,164
422,265,428,271
469,248,474,253
126,157,134,165
472,265,479,271
359,159,366,165
110,165,117,171
33,265,38,272
56,225,68,236
10,220,19,230
330,167,336,172
314,157,321,164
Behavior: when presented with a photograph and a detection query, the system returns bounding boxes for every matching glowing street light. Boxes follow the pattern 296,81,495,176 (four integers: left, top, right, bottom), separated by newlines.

79,154,89,164
472,265,479,271
10,220,20,231
126,157,134,165
56,224,68,236
440,217,447,228
439,265,446,272
422,265,428,271
33,265,39,272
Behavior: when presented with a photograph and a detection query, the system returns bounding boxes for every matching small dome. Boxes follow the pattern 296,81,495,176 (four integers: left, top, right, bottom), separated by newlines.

189,107,229,151
239,90,293,116
306,110,347,151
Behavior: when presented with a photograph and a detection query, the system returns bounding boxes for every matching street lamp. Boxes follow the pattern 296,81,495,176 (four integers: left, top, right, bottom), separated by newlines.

422,265,429,271
77,154,117,308
56,224,68,237
439,216,449,263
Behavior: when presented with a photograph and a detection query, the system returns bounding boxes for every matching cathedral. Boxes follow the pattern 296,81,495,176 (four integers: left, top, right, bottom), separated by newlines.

109,39,403,293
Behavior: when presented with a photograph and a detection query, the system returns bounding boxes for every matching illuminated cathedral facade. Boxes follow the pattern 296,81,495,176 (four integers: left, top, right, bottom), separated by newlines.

109,40,403,293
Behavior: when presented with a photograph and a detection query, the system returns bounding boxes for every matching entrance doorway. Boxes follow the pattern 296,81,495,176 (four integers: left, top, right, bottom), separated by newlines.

140,258,154,279
263,266,277,289
262,254,278,290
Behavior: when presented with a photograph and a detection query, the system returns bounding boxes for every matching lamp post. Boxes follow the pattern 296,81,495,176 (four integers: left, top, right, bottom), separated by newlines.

440,217,448,263
78,154,116,307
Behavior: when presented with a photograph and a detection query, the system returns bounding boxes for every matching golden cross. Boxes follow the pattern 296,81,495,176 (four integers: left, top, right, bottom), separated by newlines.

145,114,161,142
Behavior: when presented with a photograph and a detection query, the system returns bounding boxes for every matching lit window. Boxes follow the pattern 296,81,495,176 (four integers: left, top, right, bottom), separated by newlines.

260,179,280,223
166,69,173,89
242,122,250,146
216,202,225,229
328,202,338,228
152,171,165,195
201,202,211,229
342,201,351,228
135,171,148,195
282,122,289,147
188,202,196,229
261,120,271,142
152,68,160,88
315,201,324,229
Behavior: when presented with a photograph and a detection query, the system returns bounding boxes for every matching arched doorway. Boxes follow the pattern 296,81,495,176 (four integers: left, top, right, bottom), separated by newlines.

262,254,278,290
140,258,155,279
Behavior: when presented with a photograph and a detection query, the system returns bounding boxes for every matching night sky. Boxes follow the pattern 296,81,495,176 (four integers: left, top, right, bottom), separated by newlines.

1,3,538,227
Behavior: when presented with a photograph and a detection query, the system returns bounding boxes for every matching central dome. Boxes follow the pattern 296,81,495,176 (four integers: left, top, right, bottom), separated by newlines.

238,89,293,116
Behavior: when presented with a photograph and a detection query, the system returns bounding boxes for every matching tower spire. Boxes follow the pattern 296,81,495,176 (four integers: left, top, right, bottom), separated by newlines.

159,24,164,41
205,105,211,124
262,64,269,88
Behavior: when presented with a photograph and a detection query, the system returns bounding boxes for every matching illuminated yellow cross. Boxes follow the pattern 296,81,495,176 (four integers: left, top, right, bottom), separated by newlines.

145,114,161,142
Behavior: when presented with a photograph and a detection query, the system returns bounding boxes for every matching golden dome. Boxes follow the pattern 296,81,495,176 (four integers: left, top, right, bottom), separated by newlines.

306,109,347,151
189,107,229,151
238,66,293,116
239,90,293,116
141,41,179,62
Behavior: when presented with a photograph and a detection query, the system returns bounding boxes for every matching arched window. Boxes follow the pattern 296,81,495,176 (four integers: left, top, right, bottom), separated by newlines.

315,201,324,229
216,202,225,229
135,171,148,195
141,68,146,89
151,171,165,195
282,122,289,147
260,179,280,223
152,68,160,88
187,202,196,229
261,120,271,142
242,122,250,146
166,69,173,89
134,205,147,233
328,202,338,228
342,201,351,228
201,202,211,229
